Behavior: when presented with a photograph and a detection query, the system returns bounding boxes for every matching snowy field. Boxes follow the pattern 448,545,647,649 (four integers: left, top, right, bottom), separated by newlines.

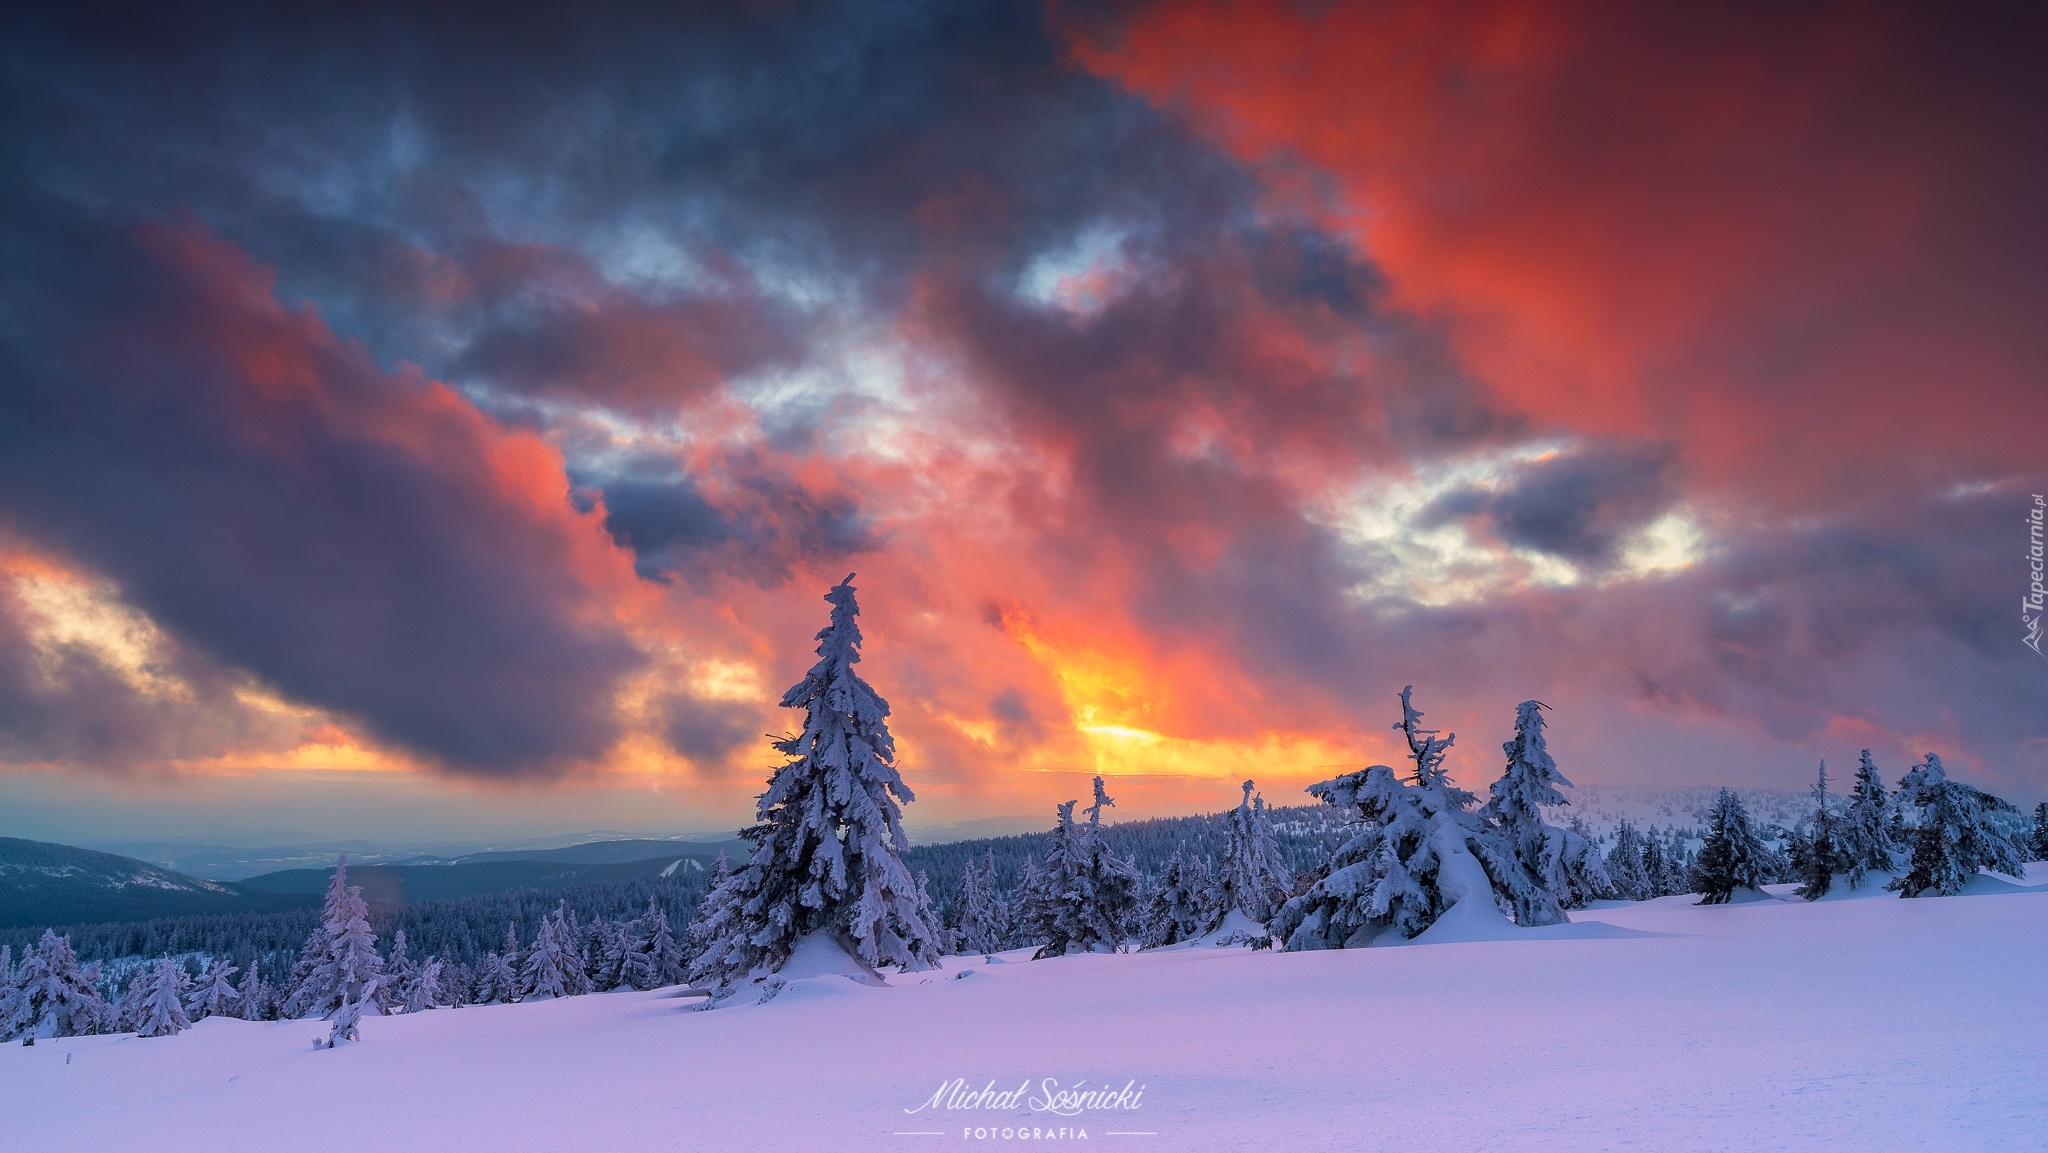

6,868,2045,1152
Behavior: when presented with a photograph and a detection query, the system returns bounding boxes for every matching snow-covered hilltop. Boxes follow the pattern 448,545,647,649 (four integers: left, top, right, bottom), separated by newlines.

4,867,2044,1152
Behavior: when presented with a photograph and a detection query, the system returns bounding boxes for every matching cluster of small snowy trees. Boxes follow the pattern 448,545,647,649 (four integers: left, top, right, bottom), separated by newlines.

0,860,693,1043
1272,692,1610,948
1602,821,1694,900
1690,750,2032,903
1016,780,1144,957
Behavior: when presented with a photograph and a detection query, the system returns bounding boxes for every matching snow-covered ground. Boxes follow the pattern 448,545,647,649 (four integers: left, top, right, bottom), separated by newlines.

6,867,2045,1152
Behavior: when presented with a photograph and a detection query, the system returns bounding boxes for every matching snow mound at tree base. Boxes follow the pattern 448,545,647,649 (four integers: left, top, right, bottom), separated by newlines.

1185,908,1267,948
1953,872,2044,896
774,930,888,986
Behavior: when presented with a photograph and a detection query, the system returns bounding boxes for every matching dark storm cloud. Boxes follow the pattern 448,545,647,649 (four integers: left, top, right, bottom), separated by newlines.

0,576,306,770
595,467,873,587
1427,441,1680,566
0,199,642,775
662,694,767,768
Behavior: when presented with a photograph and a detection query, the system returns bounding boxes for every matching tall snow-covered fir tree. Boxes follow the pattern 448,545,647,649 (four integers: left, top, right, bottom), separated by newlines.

284,858,386,1028
1212,780,1294,923
1887,753,2028,897
1792,761,1846,900
1141,845,1217,947
1273,686,1553,948
136,955,193,1039
2032,802,2048,862
1838,750,1898,888
689,576,938,990
1479,701,1610,920
1023,801,1087,957
1692,790,1774,903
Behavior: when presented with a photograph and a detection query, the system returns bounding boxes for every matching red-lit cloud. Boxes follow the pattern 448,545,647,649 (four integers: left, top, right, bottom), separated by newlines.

1067,0,2048,508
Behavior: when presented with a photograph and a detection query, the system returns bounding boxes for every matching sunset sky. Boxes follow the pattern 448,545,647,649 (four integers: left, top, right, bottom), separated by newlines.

2,0,2043,844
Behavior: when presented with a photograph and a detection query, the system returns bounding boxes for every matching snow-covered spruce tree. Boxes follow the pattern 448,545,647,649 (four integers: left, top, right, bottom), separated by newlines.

500,921,523,977
1212,780,1294,924
2029,802,2048,863
1639,830,1671,897
685,851,736,960
634,895,685,989
1027,779,1142,958
586,921,624,992
1273,687,1551,948
689,575,938,990
915,871,956,956
1792,761,1847,900
1691,790,1774,903
383,930,417,1012
471,950,517,1005
441,964,472,1008
1084,778,1144,945
1141,845,1218,947
136,956,193,1039
966,851,1013,955
237,959,270,1021
521,902,591,1000
1887,754,2029,897
1660,827,1697,895
2,930,108,1040
404,956,444,1013
1838,750,1898,888
1022,801,1084,956
1480,701,1610,921
1011,854,1046,950
952,853,998,955
283,858,385,1024
185,958,241,1021
1604,821,1651,901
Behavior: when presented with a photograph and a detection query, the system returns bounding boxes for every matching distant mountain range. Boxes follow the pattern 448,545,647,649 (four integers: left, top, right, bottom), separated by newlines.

0,835,748,931
0,838,318,930
86,822,1035,881
87,831,747,881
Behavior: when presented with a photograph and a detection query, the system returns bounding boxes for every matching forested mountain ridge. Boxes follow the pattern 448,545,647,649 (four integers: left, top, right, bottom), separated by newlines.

0,838,318,929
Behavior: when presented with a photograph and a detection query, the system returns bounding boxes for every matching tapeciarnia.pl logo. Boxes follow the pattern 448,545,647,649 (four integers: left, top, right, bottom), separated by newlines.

2027,494,2045,656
